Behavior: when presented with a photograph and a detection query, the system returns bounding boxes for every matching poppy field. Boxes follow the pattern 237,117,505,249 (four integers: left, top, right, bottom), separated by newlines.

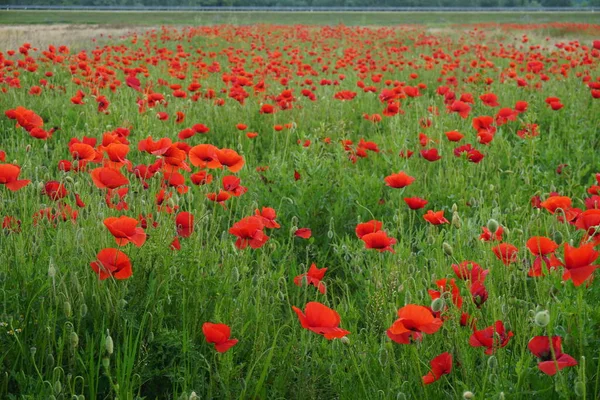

1,22,600,399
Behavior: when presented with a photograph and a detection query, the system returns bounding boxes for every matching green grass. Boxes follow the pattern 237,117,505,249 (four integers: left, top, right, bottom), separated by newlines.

0,23,600,400
0,10,599,26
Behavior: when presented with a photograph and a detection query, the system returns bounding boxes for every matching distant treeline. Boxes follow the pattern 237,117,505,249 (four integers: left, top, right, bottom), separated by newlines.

3,0,600,8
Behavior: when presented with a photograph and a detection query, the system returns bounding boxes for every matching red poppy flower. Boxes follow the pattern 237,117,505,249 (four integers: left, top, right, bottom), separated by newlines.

217,148,245,173
0,164,30,191
90,248,132,280
428,278,463,309
90,167,129,190
526,236,559,277
222,175,247,197
479,226,503,242
229,216,269,249
575,209,600,243
384,171,415,188
448,100,471,118
563,243,598,286
70,143,97,161
444,130,464,142
189,144,222,169
103,216,146,247
423,210,448,225
404,197,428,210
295,228,312,239
452,261,489,283
255,207,280,229
528,336,577,376
361,230,396,253
292,302,350,339
294,263,327,294
469,321,513,355
202,322,238,353
422,352,452,385
420,148,441,162
190,170,213,186
387,304,443,344
355,220,383,238
492,243,519,265
470,281,488,308
175,212,194,238
540,196,572,214
480,93,499,107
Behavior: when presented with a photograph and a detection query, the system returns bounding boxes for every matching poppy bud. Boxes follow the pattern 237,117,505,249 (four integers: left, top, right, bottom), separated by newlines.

552,231,563,245
25,144,31,152
105,332,114,355
148,331,154,343
189,392,200,400
48,263,56,278
443,242,454,256
534,310,550,327
574,380,585,397
431,298,445,312
487,355,498,370
64,301,72,318
102,356,110,369
463,392,474,400
452,213,461,229
46,353,55,368
340,336,350,345
54,380,62,395
487,219,499,233
30,346,36,357
70,332,79,349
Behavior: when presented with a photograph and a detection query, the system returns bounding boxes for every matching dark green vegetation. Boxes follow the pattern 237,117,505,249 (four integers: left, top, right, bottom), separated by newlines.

0,0,594,9
0,10,599,25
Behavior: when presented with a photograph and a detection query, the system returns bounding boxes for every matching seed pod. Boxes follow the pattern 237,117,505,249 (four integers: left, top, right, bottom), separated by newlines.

443,242,454,256
64,301,72,318
534,310,550,327
487,219,499,233
431,298,445,312
70,332,79,349
54,380,62,395
105,333,114,355
552,231,563,245
48,263,56,278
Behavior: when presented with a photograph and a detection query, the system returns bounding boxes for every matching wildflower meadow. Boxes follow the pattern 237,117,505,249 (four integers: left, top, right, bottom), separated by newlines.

0,20,600,399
